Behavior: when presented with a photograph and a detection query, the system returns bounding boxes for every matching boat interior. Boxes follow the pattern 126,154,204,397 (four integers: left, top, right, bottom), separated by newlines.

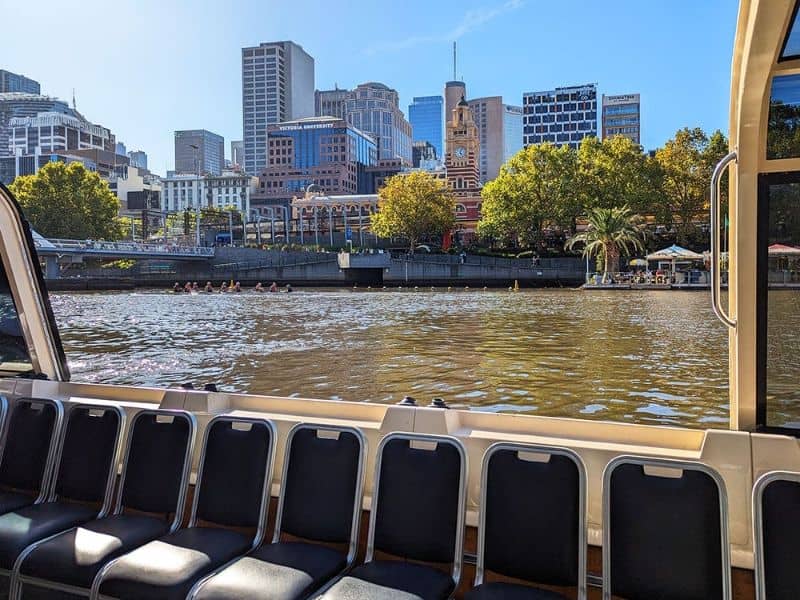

2,0,800,598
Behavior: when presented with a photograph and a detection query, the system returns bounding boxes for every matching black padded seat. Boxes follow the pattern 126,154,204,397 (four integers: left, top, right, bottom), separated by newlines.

18,514,169,588
0,491,35,516
0,502,97,569
0,404,123,572
754,473,800,600
96,526,251,600
465,582,570,599
191,541,346,600
96,416,275,600
322,560,455,600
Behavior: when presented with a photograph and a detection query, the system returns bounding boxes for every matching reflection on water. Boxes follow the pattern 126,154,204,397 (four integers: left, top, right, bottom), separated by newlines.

49,289,730,428
767,290,800,427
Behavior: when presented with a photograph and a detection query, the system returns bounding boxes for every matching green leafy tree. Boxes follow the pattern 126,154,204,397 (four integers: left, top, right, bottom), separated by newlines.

371,171,455,253
565,205,645,282
577,135,660,215
478,143,578,247
655,128,729,244
9,161,123,240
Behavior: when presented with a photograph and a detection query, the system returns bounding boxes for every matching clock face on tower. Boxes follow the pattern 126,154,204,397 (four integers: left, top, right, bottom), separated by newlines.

455,146,466,158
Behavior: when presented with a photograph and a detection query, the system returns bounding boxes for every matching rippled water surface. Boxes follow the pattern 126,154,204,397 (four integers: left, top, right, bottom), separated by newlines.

49,289,730,428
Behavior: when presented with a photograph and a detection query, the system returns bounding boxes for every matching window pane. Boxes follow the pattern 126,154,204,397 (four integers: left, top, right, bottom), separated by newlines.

782,5,800,60
0,264,31,370
767,74,800,159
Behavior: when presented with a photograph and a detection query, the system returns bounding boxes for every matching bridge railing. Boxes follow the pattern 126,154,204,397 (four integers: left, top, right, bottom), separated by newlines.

36,239,215,257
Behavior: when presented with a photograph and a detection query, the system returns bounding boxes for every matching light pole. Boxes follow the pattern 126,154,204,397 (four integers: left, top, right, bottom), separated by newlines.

189,144,201,246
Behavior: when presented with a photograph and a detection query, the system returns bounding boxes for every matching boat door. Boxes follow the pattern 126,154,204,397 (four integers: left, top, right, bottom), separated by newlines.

0,182,69,382
727,0,800,433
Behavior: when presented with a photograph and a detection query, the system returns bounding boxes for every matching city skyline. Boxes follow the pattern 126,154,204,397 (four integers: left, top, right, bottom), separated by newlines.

1,0,737,175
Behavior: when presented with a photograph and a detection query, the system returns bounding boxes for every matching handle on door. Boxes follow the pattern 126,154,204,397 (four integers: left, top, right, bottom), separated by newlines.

710,150,737,329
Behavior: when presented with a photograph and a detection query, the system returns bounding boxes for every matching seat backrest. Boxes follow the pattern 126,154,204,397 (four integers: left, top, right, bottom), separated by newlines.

0,397,62,500
369,433,467,578
603,456,730,600
477,443,586,598
118,410,195,527
52,404,124,513
275,425,365,560
753,471,800,600
191,416,275,540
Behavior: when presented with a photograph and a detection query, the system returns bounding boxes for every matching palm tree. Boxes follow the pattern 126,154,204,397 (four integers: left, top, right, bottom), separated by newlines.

565,205,645,283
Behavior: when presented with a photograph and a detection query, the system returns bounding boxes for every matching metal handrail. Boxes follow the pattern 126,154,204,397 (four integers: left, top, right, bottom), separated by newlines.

710,151,737,329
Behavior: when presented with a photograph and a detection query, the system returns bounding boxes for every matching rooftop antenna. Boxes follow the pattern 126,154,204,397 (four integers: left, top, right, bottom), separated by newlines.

72,88,76,110
453,41,457,81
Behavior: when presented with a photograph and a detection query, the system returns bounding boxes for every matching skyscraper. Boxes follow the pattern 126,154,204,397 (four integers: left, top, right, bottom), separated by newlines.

0,70,40,94
345,82,412,164
230,140,244,167
241,41,315,175
0,93,74,157
602,93,641,144
128,150,148,170
444,81,466,122
174,129,224,176
523,83,598,149
315,88,349,120
409,96,443,160
503,104,523,161
467,97,524,182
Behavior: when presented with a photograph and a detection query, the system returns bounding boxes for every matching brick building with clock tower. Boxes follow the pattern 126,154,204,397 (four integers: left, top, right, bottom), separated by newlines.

444,96,482,239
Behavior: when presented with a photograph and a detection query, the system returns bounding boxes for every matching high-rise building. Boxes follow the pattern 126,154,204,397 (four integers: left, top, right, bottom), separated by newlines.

230,140,244,167
345,82,412,164
602,93,641,144
127,150,148,170
503,104,523,162
315,88,349,120
444,81,466,124
409,96,443,160
0,93,74,157
8,112,115,155
523,83,598,149
241,41,315,175
174,129,224,176
412,141,438,168
115,142,126,157
0,70,40,94
257,116,377,201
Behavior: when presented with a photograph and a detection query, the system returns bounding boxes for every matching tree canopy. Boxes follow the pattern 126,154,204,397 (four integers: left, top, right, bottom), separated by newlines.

9,161,123,240
371,170,455,253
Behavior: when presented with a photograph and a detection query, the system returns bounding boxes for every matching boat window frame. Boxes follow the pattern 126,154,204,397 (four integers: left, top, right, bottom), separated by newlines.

756,170,800,434
779,0,800,62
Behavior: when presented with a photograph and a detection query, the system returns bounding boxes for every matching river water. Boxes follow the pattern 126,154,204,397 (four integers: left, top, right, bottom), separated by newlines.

49,289,729,428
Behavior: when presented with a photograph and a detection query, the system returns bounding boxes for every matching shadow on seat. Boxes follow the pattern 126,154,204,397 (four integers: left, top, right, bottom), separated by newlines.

13,409,196,599
753,470,800,600
465,442,587,600
602,455,731,600
189,423,366,600
319,432,467,600
93,415,276,600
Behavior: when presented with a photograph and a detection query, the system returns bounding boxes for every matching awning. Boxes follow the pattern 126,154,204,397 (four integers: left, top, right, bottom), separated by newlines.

768,243,800,256
646,244,704,261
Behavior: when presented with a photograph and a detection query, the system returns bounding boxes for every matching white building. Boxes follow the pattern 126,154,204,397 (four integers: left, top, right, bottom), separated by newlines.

161,171,258,214
8,112,114,155
503,104,523,161
241,41,315,175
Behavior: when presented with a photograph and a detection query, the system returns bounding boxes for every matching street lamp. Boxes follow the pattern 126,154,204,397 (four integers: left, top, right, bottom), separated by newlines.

189,144,201,246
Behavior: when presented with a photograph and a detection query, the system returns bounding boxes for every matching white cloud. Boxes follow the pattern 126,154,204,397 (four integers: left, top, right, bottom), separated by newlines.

365,0,524,55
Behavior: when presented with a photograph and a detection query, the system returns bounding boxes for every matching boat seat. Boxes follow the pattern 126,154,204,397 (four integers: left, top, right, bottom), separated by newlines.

603,456,730,600
753,471,800,600
320,433,467,600
0,404,123,573
466,443,586,600
322,559,455,600
189,540,346,600
0,398,63,515
190,424,364,600
95,416,276,600
465,581,570,599
14,409,196,596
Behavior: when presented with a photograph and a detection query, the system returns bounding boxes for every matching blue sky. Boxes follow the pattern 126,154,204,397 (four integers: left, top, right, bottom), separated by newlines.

1,0,738,175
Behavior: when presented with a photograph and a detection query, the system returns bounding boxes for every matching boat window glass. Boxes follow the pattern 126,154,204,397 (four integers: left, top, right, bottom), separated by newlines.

758,174,800,431
780,3,800,61
767,74,800,159
0,260,32,373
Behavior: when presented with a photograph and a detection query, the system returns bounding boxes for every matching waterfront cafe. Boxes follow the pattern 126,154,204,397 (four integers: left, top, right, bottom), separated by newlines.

646,244,707,284
768,243,800,285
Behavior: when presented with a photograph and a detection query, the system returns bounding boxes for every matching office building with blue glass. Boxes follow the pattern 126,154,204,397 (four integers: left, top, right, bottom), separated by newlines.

257,116,377,200
409,96,443,160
